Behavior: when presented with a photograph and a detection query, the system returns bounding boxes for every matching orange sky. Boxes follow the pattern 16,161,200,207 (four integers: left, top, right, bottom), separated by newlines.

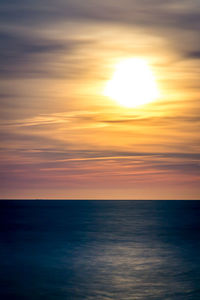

0,1,200,199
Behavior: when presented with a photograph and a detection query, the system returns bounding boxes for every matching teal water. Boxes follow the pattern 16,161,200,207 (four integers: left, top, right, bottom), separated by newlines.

0,200,200,299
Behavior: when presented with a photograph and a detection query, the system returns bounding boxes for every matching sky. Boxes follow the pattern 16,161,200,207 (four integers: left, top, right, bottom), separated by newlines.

0,0,200,199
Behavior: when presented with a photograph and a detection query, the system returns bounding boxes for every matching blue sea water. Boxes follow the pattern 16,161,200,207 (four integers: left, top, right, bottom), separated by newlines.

0,200,200,300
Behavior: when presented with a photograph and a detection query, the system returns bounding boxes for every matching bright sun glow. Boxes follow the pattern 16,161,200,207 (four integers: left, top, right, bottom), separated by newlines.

104,58,159,107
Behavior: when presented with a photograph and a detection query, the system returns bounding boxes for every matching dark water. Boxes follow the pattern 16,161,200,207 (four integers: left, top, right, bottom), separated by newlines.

0,200,200,300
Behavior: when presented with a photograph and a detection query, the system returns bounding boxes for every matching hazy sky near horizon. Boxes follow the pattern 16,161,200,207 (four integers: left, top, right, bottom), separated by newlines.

0,0,200,199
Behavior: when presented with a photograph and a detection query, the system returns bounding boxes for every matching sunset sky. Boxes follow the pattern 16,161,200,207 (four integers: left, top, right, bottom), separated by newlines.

0,0,200,199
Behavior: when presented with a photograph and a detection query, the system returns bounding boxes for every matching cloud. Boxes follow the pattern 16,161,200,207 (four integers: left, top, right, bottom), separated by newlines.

1,1,200,47
100,115,200,127
185,51,200,59
1,146,199,191
1,0,200,32
0,30,93,77
1,0,200,80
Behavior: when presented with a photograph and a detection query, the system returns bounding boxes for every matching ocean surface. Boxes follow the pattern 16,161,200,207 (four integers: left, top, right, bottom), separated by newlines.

0,200,200,300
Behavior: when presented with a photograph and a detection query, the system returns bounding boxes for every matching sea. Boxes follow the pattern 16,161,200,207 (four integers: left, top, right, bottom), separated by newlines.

0,200,200,300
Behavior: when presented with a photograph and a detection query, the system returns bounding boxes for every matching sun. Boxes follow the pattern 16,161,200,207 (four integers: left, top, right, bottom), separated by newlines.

104,58,159,107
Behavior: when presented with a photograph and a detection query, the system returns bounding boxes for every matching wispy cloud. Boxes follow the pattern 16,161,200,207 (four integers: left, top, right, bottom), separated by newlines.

0,30,94,78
